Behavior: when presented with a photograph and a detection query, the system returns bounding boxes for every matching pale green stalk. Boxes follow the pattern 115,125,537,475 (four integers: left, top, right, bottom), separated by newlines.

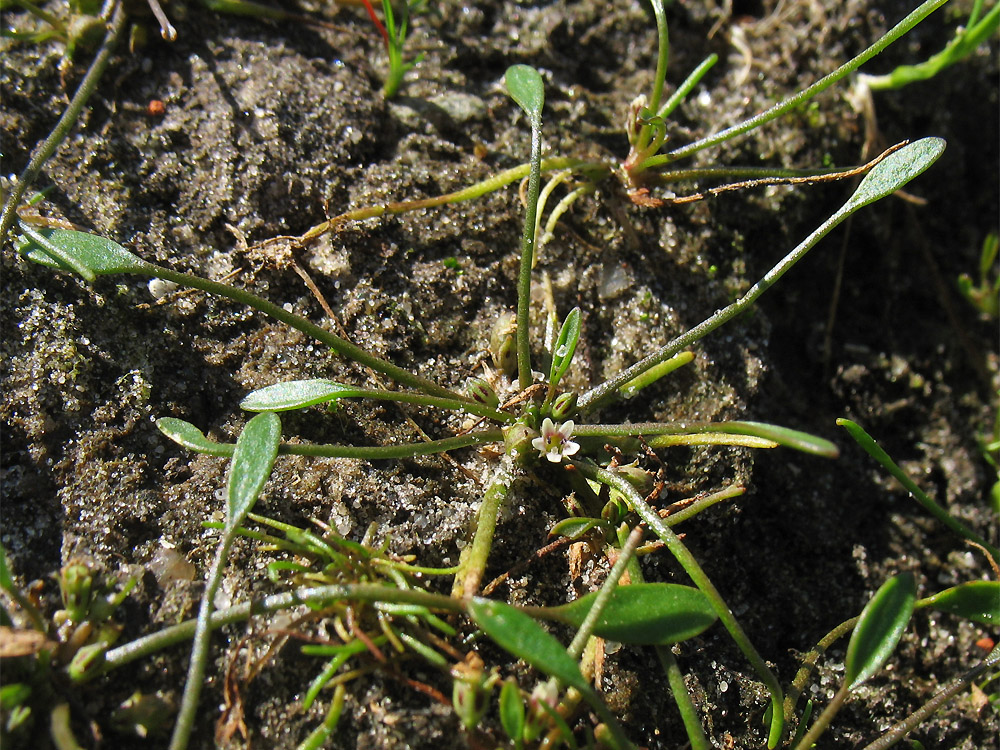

650,0,950,166
0,2,127,245
573,460,785,748
566,526,643,659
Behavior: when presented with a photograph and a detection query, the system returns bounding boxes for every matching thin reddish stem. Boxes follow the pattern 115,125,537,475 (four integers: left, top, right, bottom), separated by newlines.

359,0,390,46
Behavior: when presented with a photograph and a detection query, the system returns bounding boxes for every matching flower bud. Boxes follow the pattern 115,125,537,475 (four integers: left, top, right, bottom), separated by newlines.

451,653,496,730
503,422,538,467
465,377,499,409
550,392,577,420
59,562,93,623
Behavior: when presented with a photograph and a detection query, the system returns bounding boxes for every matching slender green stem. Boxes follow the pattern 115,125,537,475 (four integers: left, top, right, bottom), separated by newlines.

517,116,543,390
860,643,1000,750
102,583,466,673
662,0,950,164
631,0,671,158
177,429,504,460
791,682,850,750
657,53,717,120
661,484,745,527
647,0,670,114
144,264,463,401
298,157,600,244
297,683,346,750
167,533,236,750
578,189,861,412
8,0,67,32
784,616,858,724
574,460,785,748
620,527,711,750
656,646,711,750
638,163,847,183
457,469,513,597
0,2,127,246
251,386,513,423
566,525,643,660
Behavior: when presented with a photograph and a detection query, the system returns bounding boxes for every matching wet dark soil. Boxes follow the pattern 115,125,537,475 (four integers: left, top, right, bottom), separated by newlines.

1,1,997,749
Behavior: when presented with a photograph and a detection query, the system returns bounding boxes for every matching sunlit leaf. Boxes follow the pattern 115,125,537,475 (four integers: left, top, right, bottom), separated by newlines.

226,412,281,529
156,418,234,457
467,598,587,692
505,64,544,124
241,380,358,411
549,307,581,388
723,422,839,458
847,138,946,211
541,583,717,645
845,572,917,690
919,581,999,627
17,226,151,281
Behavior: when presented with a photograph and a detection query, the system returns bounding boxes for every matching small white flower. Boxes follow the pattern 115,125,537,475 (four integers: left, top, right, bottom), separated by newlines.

531,418,580,463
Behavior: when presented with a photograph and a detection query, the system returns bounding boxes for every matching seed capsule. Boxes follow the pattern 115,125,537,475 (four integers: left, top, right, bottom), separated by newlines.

550,392,577,420
466,377,499,409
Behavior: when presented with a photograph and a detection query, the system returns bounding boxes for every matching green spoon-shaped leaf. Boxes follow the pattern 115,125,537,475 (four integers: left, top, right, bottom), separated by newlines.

226,411,281,530
156,418,234,457
847,138,946,211
918,581,999,627
467,597,588,692
505,64,544,124
17,226,151,281
241,380,359,411
541,583,717,645
845,571,917,690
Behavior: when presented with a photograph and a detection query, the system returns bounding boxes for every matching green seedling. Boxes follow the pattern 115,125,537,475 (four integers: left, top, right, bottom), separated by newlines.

168,411,281,750
9,0,979,743
859,0,1000,90
14,53,948,743
359,0,425,97
784,577,999,749
792,573,918,749
0,545,139,748
958,231,1000,317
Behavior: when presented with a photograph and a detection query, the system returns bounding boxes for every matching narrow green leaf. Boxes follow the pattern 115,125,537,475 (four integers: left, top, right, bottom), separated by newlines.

0,543,12,591
548,307,581,388
240,380,358,411
724,421,839,458
549,517,611,540
541,583,717,645
17,226,152,279
499,678,525,744
845,572,917,690
467,598,588,692
156,418,234,457
918,581,999,627
846,138,946,211
837,418,999,559
226,412,281,529
618,351,694,399
505,65,544,124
